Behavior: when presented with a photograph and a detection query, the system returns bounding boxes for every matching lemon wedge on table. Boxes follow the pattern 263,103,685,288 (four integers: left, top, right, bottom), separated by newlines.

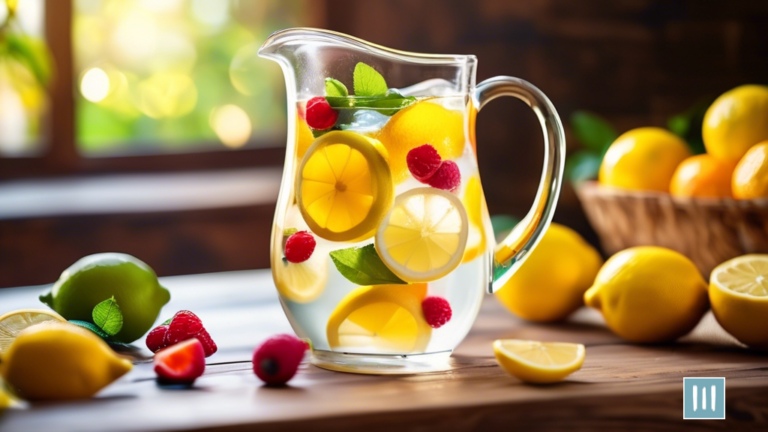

375,188,469,283
0,309,65,355
493,340,585,384
327,284,430,354
297,131,394,242
709,254,768,348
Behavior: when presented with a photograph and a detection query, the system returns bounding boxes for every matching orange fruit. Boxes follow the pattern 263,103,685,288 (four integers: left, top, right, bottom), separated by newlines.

376,101,466,183
703,85,768,161
733,141,768,199
599,127,691,192
669,154,736,198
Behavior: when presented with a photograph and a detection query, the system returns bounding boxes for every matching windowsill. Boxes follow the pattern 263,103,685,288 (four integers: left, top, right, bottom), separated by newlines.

0,167,282,220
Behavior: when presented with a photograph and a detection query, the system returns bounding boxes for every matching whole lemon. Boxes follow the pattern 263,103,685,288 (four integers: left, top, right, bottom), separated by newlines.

40,253,170,343
0,321,132,400
703,85,768,161
732,141,768,199
584,246,708,343
376,101,465,183
599,127,691,192
670,154,736,198
495,223,603,322
709,254,768,348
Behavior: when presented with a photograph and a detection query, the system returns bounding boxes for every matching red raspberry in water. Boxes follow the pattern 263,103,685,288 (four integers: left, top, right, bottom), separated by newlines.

195,328,218,357
422,296,452,328
284,231,316,263
305,96,338,130
426,160,461,192
164,310,204,346
252,334,309,386
146,325,169,353
407,144,443,182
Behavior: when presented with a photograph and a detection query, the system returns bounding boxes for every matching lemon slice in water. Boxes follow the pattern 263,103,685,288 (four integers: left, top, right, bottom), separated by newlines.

298,131,394,242
327,284,430,354
375,188,468,283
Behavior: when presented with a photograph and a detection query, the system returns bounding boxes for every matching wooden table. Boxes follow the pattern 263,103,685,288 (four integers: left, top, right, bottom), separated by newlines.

1,270,767,432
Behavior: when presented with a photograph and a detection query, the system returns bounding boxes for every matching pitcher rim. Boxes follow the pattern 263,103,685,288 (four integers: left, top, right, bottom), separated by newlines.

258,27,477,66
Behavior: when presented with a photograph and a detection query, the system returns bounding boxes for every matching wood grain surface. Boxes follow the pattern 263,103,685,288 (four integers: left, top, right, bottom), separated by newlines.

1,270,767,432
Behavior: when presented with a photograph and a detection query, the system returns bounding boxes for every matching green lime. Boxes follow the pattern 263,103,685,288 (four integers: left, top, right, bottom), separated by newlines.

40,253,170,343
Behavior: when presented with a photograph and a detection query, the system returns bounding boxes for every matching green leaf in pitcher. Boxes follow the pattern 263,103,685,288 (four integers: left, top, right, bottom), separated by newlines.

353,62,388,97
329,244,406,286
92,296,124,336
326,90,416,116
325,78,349,97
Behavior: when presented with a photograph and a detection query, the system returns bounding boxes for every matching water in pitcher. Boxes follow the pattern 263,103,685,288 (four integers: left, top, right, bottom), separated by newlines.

271,88,493,356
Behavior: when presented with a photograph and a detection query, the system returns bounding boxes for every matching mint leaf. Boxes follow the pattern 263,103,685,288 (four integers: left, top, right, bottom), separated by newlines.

69,320,110,339
353,63,387,97
326,91,416,116
161,318,172,325
329,244,406,285
92,297,123,336
283,228,299,237
325,78,348,97
570,111,618,153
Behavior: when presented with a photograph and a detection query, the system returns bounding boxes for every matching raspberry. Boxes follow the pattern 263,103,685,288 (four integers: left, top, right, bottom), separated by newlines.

305,96,338,130
422,296,452,328
407,144,442,182
252,334,309,386
146,325,169,353
164,310,204,346
426,160,461,192
284,231,316,263
195,328,218,357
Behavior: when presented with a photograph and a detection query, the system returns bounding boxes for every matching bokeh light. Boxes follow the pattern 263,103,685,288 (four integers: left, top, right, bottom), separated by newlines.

210,104,252,148
80,68,111,103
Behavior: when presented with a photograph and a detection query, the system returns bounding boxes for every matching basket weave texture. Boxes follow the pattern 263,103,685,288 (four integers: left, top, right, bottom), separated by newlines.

576,181,768,276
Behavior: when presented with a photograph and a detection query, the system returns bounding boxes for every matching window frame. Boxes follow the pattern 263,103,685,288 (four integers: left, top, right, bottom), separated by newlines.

0,0,316,180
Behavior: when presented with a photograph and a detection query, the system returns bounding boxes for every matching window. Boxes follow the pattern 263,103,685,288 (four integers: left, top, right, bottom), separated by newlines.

0,0,323,177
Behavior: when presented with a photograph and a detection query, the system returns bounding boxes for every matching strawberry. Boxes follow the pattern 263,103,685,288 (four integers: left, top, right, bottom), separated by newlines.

146,325,169,353
154,339,206,384
164,310,204,346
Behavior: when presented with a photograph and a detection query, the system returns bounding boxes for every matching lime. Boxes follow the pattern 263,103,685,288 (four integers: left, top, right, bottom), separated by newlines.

39,253,170,343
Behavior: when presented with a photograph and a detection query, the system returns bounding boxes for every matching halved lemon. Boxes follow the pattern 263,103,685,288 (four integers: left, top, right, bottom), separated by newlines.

493,339,585,384
327,284,431,354
0,309,65,354
297,131,394,242
461,175,488,263
709,254,768,347
375,188,469,283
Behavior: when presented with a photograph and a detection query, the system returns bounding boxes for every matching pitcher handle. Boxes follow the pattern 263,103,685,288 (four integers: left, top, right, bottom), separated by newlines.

472,76,566,293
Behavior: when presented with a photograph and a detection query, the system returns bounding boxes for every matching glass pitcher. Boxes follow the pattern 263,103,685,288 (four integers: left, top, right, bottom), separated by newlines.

259,28,565,374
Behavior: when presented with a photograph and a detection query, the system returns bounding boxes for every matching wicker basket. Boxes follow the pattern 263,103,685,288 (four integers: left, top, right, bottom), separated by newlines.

575,181,768,276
